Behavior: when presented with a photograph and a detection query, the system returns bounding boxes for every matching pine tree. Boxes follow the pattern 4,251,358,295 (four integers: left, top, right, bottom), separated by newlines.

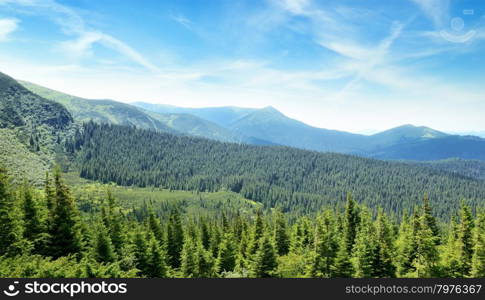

471,211,485,277
180,234,198,277
273,209,290,256
456,203,474,276
148,211,164,244
146,237,167,278
215,233,236,274
343,193,360,252
306,210,337,278
422,193,440,243
250,233,277,278
395,209,419,277
196,241,214,277
0,167,23,256
48,168,83,258
332,194,359,277
247,210,264,255
44,171,55,216
94,222,117,263
351,209,377,278
199,219,211,250
373,209,396,277
441,216,461,277
110,214,126,257
412,215,439,278
133,230,150,276
166,209,184,268
22,182,45,253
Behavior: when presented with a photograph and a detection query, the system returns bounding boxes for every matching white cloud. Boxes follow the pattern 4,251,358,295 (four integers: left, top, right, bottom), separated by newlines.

0,18,19,41
1,0,160,73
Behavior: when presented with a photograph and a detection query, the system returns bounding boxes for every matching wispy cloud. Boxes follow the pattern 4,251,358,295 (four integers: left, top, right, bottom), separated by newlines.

170,13,192,30
0,0,160,72
0,18,19,41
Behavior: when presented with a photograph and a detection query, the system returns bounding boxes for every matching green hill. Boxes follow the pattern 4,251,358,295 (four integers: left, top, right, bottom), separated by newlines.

70,122,485,218
19,80,178,134
0,72,75,183
1,74,72,129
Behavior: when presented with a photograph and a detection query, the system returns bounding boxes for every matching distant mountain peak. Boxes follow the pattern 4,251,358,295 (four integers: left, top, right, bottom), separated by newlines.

369,124,448,148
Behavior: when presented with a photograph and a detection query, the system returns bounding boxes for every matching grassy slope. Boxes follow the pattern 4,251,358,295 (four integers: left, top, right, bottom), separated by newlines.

19,80,177,134
64,172,262,219
0,128,50,185
20,81,247,142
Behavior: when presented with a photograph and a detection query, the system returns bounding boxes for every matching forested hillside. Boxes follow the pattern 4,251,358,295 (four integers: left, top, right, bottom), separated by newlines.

69,122,485,219
1,167,484,278
0,72,76,183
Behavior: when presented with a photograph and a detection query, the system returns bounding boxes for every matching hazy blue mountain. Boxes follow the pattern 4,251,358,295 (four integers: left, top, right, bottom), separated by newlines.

134,101,485,159
132,102,256,127
20,81,272,143
369,135,485,161
366,124,449,149
227,106,368,153
135,102,370,152
13,76,485,161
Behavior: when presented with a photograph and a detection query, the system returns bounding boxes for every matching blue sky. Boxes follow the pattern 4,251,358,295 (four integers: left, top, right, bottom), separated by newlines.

1,0,485,133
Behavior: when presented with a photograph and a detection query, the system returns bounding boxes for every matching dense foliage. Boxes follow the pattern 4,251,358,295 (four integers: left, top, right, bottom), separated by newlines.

1,166,485,278
71,122,485,219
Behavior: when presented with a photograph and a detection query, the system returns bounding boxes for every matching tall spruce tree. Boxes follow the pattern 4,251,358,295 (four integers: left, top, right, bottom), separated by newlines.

22,182,45,253
215,233,236,274
332,194,359,277
48,168,83,258
180,234,199,277
306,210,337,278
422,194,440,243
373,209,396,277
273,209,290,256
412,215,439,278
133,230,150,276
456,203,474,276
471,211,485,277
250,233,277,278
167,209,184,268
351,209,377,278
146,236,167,278
0,167,23,256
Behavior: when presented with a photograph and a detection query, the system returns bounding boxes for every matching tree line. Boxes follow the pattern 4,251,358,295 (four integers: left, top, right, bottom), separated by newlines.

68,122,485,219
1,166,485,278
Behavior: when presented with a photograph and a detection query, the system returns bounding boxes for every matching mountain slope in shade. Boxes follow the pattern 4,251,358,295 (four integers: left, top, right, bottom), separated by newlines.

228,106,368,153
369,135,485,161
1,73,73,129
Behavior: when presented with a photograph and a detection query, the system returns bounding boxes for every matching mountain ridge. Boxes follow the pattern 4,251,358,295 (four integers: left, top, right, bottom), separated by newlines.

10,74,485,161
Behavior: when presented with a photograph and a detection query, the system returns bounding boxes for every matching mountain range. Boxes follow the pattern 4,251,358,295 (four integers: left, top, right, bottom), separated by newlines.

132,102,485,161
0,71,482,161
1,69,485,214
